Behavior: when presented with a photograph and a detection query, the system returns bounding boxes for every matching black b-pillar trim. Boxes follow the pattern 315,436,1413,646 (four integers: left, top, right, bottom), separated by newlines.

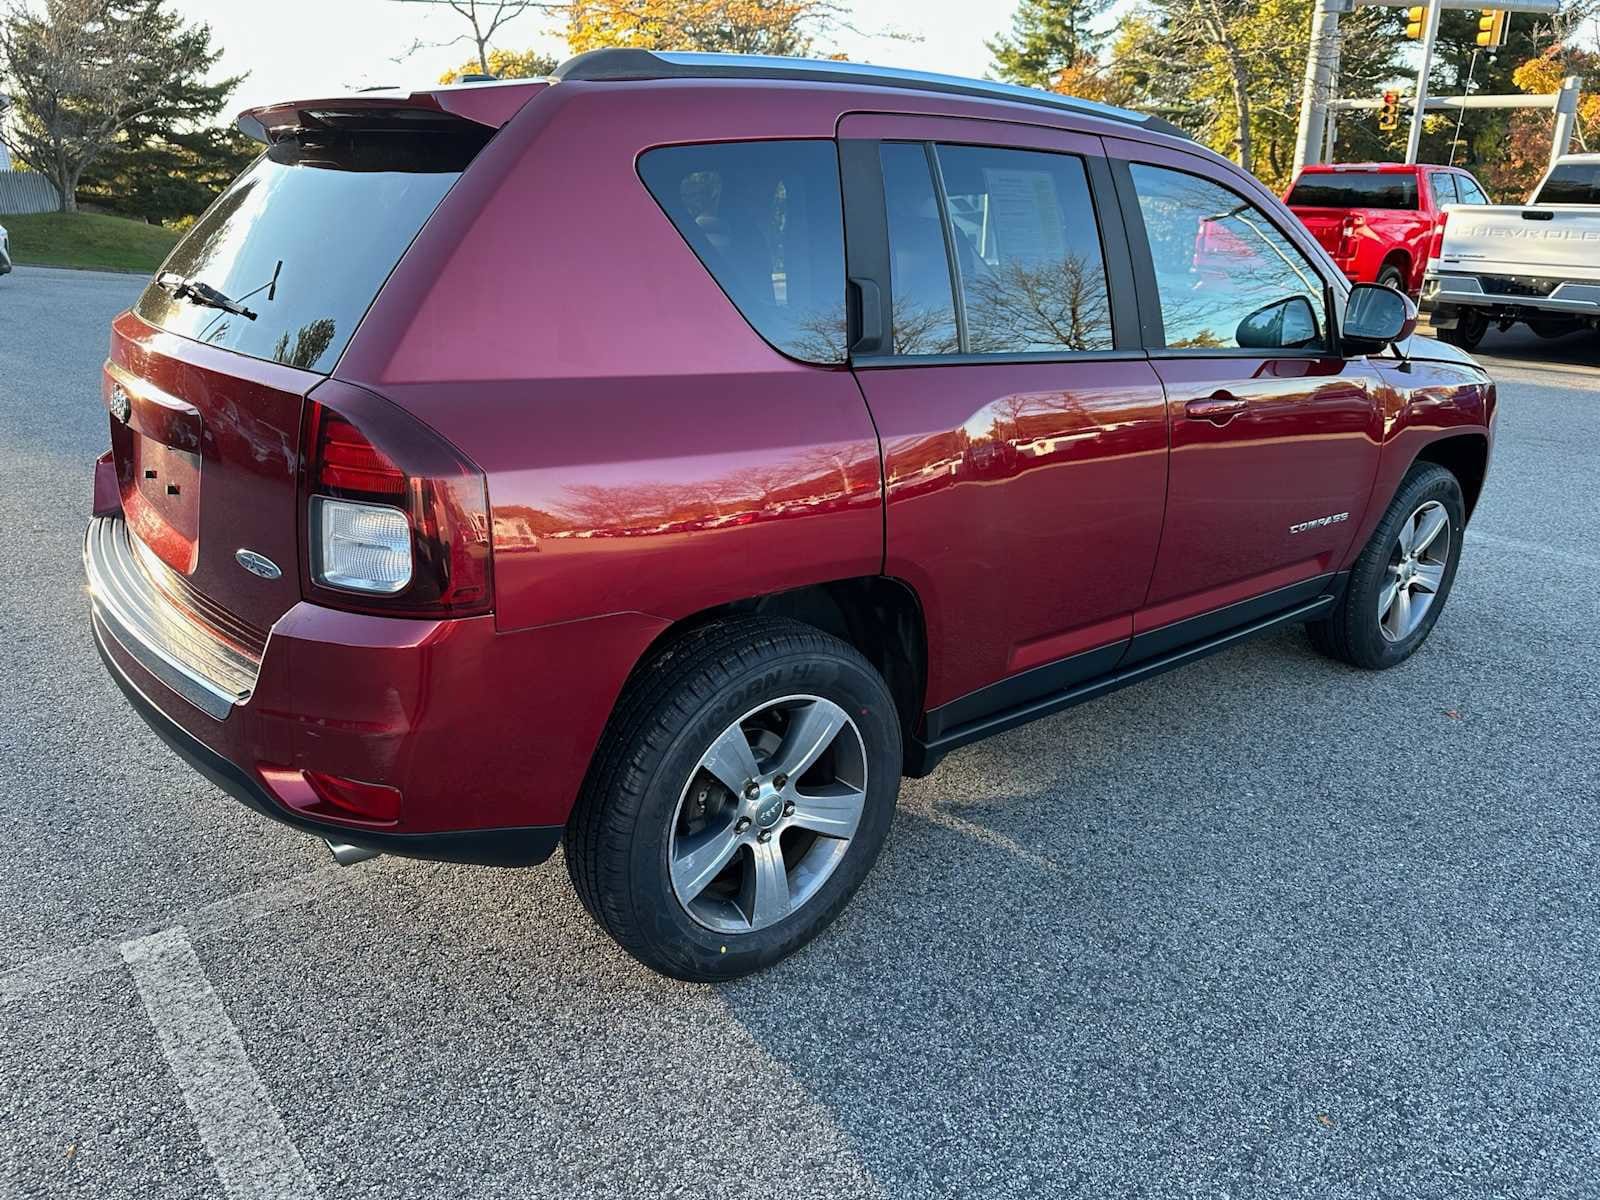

838,138,892,357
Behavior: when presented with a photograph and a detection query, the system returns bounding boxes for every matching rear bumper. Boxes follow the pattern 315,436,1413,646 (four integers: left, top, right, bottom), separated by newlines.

94,612,563,865
1421,269,1600,320
86,513,670,865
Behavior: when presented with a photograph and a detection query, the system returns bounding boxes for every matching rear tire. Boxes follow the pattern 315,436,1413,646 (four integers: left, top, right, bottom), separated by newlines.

1437,307,1488,350
1307,464,1465,670
1376,263,1407,291
565,617,902,981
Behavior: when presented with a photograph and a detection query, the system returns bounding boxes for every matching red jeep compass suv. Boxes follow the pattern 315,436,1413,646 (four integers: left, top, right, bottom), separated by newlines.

87,51,1495,980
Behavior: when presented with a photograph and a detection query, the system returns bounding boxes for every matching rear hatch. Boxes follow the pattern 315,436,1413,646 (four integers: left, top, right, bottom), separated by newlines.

1435,205,1600,281
105,86,533,635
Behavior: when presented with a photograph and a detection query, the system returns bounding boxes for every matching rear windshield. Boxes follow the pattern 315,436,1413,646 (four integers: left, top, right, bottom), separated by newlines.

1286,172,1418,210
1535,162,1600,205
134,126,488,373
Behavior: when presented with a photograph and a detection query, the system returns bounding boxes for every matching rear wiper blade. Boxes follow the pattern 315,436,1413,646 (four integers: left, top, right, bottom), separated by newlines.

157,272,257,321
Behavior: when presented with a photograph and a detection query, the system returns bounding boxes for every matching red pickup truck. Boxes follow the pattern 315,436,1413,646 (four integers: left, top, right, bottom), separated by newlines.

1285,163,1492,294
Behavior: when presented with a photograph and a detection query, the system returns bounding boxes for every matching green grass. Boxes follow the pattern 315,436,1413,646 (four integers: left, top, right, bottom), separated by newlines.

2,210,179,273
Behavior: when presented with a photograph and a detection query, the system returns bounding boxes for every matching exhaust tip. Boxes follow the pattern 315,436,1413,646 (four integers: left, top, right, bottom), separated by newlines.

324,839,381,867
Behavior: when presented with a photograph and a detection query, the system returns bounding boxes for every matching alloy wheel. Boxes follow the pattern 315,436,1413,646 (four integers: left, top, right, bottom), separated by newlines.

1379,500,1450,642
668,695,868,935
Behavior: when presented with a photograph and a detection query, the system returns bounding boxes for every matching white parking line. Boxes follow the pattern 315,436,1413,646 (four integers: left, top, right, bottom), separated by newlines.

0,867,356,1006
121,927,322,1200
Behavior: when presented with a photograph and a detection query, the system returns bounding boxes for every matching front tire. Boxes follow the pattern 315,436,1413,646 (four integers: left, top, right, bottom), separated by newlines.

565,617,902,981
1307,463,1465,670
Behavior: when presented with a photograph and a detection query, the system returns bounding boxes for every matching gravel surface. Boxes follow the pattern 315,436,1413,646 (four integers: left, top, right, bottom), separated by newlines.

2,263,1597,1198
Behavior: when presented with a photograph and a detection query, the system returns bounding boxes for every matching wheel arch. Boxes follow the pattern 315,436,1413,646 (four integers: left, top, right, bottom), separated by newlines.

1411,431,1489,520
1379,248,1413,285
623,577,930,771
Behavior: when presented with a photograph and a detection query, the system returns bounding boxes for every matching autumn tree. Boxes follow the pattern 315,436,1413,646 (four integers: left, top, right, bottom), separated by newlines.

566,0,854,57
1091,0,1402,188
0,0,222,212
439,45,558,83
988,0,1107,91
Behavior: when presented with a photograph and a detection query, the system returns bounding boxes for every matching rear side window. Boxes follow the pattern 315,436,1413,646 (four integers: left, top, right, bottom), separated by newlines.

135,128,487,373
1430,172,1459,206
1286,172,1418,210
1535,162,1600,204
1130,163,1326,351
878,141,1115,357
1456,175,1490,204
639,140,846,363
879,142,960,355
934,145,1114,354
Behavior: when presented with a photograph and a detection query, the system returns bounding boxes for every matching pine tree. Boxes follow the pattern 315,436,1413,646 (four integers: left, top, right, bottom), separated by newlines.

988,0,1109,90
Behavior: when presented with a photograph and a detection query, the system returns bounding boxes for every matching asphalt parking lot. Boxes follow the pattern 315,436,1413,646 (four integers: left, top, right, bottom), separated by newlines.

2,263,1597,1199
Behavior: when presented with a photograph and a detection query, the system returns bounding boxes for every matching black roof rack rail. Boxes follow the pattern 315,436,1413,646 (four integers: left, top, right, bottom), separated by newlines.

550,49,1191,142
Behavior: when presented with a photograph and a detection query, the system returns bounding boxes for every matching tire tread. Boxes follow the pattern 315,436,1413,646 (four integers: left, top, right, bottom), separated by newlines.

565,616,889,977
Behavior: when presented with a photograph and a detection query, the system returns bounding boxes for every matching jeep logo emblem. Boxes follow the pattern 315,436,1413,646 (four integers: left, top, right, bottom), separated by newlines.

235,548,282,580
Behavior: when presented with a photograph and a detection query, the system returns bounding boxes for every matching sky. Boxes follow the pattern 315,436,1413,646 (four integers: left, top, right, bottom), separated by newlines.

168,0,1036,118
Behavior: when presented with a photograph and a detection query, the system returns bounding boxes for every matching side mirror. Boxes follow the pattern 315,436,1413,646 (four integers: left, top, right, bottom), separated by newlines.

1235,295,1321,350
1342,283,1416,354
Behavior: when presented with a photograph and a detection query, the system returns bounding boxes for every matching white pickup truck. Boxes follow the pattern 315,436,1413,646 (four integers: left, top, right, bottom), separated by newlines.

1421,153,1600,349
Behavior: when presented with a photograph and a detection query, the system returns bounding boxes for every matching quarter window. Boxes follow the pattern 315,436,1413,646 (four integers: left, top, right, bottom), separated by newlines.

638,140,847,363
1129,163,1327,352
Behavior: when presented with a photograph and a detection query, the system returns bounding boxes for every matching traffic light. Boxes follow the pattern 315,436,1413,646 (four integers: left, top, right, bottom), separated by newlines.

1405,5,1427,38
1476,10,1508,48
1378,90,1401,131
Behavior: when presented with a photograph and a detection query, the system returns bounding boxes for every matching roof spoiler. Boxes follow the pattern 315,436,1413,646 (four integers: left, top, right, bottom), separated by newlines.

237,80,547,145
549,48,1191,142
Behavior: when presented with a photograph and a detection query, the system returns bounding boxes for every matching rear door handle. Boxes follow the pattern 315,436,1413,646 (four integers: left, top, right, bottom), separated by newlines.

1184,393,1248,425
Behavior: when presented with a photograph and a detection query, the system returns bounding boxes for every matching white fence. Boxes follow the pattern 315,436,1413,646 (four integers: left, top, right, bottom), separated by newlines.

0,170,60,214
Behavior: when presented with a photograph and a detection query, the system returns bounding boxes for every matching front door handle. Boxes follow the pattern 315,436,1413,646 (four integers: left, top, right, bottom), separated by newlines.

1184,393,1248,425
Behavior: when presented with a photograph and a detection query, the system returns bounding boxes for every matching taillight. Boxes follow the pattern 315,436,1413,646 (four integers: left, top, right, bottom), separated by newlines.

300,383,492,618
1337,214,1362,260
1429,210,1450,261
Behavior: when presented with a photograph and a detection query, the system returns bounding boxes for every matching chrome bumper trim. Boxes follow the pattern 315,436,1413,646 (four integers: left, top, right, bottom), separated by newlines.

84,517,260,720
1424,274,1600,314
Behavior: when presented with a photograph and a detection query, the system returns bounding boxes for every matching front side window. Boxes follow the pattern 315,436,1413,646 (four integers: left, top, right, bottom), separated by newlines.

1129,163,1327,352
638,140,846,363
933,144,1114,354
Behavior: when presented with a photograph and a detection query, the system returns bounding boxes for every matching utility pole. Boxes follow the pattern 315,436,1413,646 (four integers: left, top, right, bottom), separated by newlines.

1405,0,1444,163
1293,0,1343,175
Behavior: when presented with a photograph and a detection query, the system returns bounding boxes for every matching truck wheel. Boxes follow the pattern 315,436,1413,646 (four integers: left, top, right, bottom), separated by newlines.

1438,307,1487,350
565,617,902,981
1377,263,1406,291
1529,317,1579,340
1307,464,1465,670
